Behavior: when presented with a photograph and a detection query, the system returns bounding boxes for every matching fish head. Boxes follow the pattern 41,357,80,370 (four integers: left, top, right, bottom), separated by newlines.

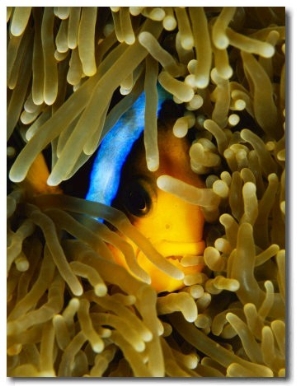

113,128,206,293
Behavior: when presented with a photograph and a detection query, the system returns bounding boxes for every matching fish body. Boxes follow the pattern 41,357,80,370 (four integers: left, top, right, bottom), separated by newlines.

86,93,147,208
86,86,170,208
88,87,206,292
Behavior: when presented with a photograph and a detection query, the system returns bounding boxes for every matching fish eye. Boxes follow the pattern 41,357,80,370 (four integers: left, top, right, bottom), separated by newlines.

122,180,152,217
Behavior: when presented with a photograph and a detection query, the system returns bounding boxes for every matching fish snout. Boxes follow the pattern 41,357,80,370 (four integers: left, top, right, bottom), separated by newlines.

135,238,205,293
136,237,205,293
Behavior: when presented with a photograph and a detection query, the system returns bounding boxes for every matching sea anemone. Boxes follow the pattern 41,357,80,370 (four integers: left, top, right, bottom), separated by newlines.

7,7,285,377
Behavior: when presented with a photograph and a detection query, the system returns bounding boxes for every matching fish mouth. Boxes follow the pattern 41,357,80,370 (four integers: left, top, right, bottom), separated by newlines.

134,241,205,293
152,240,205,259
167,255,191,263
166,254,203,268
167,255,182,261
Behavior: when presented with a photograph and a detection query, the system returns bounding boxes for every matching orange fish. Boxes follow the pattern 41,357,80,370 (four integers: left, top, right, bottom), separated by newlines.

18,87,206,293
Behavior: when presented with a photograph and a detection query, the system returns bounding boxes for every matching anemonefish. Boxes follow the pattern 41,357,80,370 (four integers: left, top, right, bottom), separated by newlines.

14,86,206,293
87,87,205,293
